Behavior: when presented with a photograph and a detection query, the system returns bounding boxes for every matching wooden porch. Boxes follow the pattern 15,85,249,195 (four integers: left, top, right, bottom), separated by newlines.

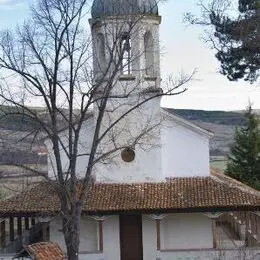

0,217,48,254
217,211,259,248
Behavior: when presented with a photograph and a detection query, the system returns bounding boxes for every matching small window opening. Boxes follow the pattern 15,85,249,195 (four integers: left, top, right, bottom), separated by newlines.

120,33,132,75
121,147,135,162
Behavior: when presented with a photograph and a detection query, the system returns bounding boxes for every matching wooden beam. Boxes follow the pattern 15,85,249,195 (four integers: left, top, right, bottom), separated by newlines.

17,217,22,236
245,212,249,246
212,220,217,248
9,217,14,242
31,218,36,226
156,219,161,251
25,217,30,230
98,220,104,252
0,220,6,248
42,222,50,241
257,213,260,241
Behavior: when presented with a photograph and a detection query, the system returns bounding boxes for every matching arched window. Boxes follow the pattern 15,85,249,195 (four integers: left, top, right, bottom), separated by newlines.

97,33,106,71
144,31,154,76
120,33,132,75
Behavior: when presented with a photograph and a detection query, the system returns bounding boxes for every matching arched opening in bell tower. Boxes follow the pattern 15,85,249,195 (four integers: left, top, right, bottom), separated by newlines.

120,32,132,75
144,31,155,76
97,33,106,71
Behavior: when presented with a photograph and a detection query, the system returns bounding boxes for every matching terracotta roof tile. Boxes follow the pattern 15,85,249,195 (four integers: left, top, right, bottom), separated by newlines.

26,242,65,260
0,174,259,216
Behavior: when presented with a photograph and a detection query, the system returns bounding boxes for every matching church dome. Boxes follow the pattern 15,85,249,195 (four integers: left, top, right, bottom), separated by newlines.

91,0,159,19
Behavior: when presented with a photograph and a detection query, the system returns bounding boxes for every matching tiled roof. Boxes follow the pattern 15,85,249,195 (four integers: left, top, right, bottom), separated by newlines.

0,173,259,216
26,242,64,260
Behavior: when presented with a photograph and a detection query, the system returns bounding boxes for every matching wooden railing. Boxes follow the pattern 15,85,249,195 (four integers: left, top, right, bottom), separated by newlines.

218,211,260,247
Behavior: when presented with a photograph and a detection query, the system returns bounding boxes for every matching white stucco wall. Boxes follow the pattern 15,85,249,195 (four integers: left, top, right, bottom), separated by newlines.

157,249,260,260
45,118,94,180
49,215,120,260
103,215,121,260
161,115,210,178
142,213,213,260
94,96,163,183
160,213,213,250
49,216,98,253
88,14,164,183
45,97,163,183
48,213,217,260
142,215,157,260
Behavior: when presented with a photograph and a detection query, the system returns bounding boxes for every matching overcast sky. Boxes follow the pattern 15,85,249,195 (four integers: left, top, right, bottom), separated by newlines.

0,0,259,111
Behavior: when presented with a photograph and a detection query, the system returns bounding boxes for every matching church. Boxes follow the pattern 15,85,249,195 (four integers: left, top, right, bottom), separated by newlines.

0,0,259,259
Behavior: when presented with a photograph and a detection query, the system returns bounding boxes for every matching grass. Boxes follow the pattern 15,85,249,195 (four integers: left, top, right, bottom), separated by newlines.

210,160,227,171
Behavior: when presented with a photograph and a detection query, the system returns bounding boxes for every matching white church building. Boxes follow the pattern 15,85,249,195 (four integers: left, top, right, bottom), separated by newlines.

0,0,259,260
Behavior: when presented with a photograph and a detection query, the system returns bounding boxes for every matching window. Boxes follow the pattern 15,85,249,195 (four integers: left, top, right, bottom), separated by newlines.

144,31,155,76
121,147,135,162
120,33,132,75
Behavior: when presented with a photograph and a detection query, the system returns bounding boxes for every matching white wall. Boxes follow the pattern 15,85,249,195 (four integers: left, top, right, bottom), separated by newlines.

94,96,163,183
142,213,213,260
160,213,213,250
48,213,221,260
142,215,157,260
45,118,94,180
45,97,164,183
49,216,98,253
89,14,164,183
49,215,120,260
78,253,104,260
161,117,210,178
102,215,121,260
157,249,260,260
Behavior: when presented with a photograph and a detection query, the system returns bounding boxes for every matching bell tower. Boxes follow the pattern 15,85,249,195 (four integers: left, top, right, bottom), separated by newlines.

90,0,163,183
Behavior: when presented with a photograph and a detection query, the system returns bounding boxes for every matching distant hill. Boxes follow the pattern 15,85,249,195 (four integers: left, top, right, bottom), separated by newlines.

167,109,246,126
0,106,48,165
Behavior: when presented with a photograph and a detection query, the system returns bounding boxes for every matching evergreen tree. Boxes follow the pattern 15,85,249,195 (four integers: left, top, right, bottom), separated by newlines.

225,106,260,190
185,0,260,82
210,0,260,82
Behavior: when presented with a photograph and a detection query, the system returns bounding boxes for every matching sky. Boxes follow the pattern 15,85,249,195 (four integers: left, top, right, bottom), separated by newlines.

0,0,259,111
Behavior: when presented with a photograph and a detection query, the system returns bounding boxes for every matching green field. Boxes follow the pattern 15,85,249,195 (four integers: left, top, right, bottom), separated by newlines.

210,160,227,171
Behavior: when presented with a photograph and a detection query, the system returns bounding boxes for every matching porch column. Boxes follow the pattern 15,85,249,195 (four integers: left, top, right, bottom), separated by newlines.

31,218,36,226
92,216,108,253
9,217,14,242
149,214,166,251
203,212,223,249
17,217,22,236
245,212,249,246
42,223,49,241
256,212,260,241
0,219,6,248
37,217,52,242
24,217,30,230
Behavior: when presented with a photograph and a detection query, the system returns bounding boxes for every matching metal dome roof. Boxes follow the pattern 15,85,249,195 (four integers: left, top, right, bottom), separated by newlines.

91,0,159,19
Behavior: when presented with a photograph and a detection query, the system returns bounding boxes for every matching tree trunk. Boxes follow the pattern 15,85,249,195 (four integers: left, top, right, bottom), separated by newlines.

62,204,81,260
66,241,79,260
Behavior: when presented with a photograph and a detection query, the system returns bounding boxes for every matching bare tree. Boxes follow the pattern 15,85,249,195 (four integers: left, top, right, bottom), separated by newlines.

0,0,190,259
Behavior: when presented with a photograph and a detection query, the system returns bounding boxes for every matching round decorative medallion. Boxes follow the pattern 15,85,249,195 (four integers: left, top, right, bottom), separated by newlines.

121,147,135,162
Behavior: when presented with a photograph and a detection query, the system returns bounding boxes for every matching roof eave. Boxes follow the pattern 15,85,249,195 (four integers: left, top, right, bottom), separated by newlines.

161,108,214,138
